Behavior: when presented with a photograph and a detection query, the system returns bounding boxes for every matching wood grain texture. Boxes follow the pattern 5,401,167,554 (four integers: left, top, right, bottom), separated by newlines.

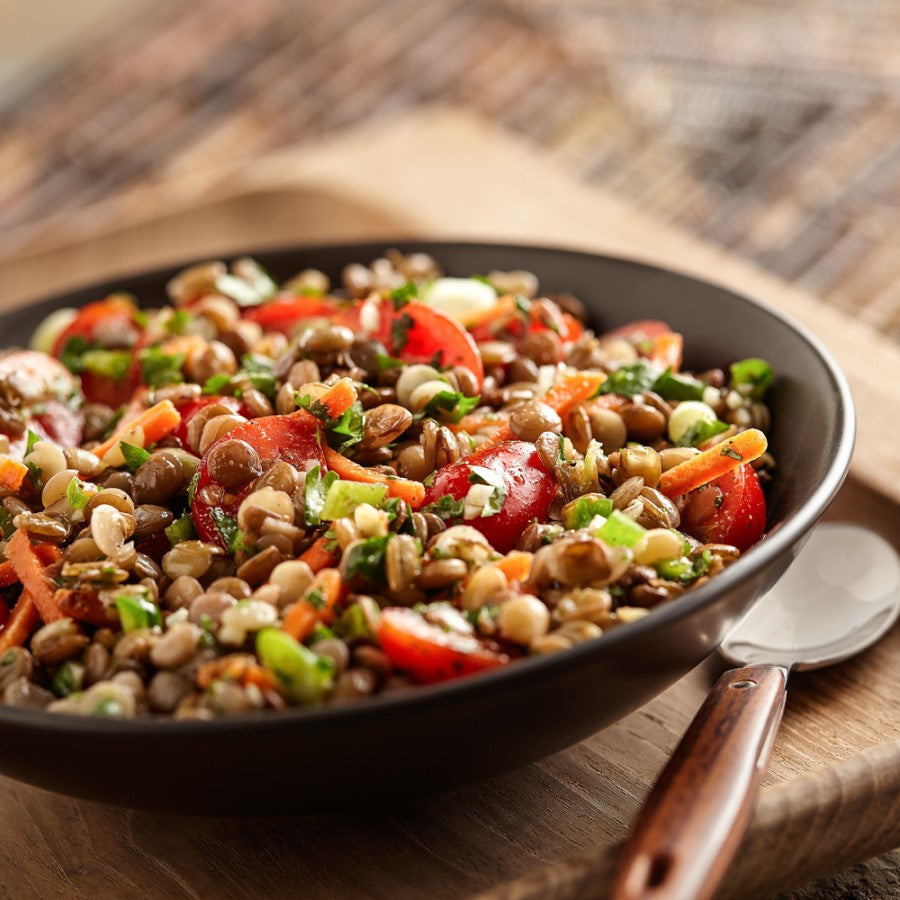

0,112,897,899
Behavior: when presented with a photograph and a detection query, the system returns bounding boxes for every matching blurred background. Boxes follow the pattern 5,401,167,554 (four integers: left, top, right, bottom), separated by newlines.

2,0,900,339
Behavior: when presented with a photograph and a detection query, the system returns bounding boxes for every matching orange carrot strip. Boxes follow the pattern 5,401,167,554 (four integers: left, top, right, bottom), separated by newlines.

323,445,425,508
0,560,18,589
298,536,339,573
282,601,319,642
7,531,64,624
291,377,358,425
0,591,40,651
93,399,181,459
281,569,345,641
660,428,768,499
0,459,28,491
493,552,533,585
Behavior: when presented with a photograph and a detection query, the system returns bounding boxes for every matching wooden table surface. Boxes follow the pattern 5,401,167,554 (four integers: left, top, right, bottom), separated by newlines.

0,111,898,899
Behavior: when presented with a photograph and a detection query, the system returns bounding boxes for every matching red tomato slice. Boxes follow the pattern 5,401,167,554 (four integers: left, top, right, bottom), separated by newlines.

242,296,345,335
377,607,509,684
0,351,84,456
395,302,484,388
51,297,145,405
172,395,249,454
191,415,324,547
681,464,766,552
422,441,556,553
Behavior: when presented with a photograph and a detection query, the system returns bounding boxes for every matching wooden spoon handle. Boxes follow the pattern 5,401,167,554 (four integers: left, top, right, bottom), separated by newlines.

611,664,787,900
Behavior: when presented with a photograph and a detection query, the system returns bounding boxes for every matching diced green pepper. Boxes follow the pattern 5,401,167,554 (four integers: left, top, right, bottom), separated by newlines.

165,514,197,546
729,358,773,401
115,592,162,632
256,628,334,703
595,510,646,548
652,369,706,402
320,480,387,521
562,493,614,530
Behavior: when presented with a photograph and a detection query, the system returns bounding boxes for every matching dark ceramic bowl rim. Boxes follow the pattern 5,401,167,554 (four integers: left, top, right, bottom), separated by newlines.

0,239,855,737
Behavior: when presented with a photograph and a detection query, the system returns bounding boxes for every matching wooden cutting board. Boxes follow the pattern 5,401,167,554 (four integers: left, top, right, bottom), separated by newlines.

0,109,897,899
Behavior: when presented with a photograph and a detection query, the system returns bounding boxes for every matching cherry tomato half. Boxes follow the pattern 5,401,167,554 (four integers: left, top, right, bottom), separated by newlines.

422,441,556,553
377,607,509,684
681,464,766,552
191,415,324,547
0,351,84,457
242,296,346,335
51,297,145,406
395,302,484,388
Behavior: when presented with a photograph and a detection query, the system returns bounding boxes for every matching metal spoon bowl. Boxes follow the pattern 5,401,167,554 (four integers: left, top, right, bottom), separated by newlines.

613,522,900,900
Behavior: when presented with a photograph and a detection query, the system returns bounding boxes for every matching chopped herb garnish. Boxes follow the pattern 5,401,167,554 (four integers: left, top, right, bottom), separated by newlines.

306,587,326,610
139,346,185,388
202,373,233,395
235,354,276,398
599,361,659,397
720,444,744,461
391,312,414,354
209,507,247,554
421,494,465,521
390,282,418,307
295,393,331,422
467,466,507,517
59,335,91,374
119,441,150,472
25,430,40,457
304,465,340,527
423,390,480,424
327,401,365,452
343,534,390,585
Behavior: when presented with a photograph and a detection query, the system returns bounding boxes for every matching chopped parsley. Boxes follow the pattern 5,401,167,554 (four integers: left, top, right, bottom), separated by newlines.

422,390,480,424
391,312,414,354
390,282,418,308
421,494,465,521
343,534,390,585
720,444,744,461
58,335,91,374
209,508,248,555
599,361,658,397
295,393,331,422
304,465,340,527
202,373,233,395
327,401,365,453
139,346,185,388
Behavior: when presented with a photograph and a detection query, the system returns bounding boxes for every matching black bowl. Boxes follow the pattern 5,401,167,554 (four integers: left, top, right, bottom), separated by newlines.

0,241,854,814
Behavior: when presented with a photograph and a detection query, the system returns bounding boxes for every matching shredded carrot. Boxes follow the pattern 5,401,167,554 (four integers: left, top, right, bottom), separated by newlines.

660,428,768,498
493,552,533,585
0,459,28,491
196,655,277,692
323,445,425,508
7,531,64,624
0,560,17,589
481,371,605,447
282,568,345,641
0,591,40,651
281,601,319,642
298,536,339,573
93,399,181,459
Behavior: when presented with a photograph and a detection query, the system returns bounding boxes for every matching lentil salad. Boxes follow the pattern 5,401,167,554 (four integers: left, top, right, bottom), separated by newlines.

0,250,774,718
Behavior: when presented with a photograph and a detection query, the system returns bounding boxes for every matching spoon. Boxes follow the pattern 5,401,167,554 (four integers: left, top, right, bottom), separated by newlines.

612,522,900,900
